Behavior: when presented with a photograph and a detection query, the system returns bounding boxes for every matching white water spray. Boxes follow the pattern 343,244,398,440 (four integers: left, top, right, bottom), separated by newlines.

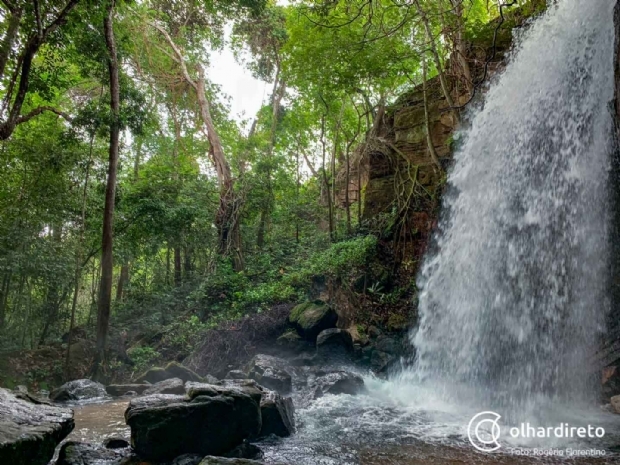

410,0,615,420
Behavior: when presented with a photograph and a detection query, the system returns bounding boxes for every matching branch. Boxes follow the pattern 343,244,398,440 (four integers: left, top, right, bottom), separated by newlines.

150,22,197,91
33,0,43,38
1,0,16,13
16,106,73,124
41,0,80,43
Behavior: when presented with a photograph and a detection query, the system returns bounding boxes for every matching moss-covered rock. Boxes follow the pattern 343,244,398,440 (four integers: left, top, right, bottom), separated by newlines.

135,367,171,384
164,362,204,382
134,362,203,384
289,300,338,342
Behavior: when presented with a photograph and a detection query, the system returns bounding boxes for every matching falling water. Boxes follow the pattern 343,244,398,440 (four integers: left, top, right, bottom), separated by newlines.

412,0,615,420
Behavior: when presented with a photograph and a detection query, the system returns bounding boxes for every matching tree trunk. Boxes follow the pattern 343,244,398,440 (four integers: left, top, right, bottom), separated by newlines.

257,67,285,248
320,115,334,240
174,247,182,286
422,56,442,171
92,0,120,379
116,264,129,301
450,0,473,94
152,23,243,271
413,0,456,110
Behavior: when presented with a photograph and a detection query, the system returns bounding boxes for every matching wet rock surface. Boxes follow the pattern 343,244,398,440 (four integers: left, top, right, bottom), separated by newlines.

259,390,295,438
50,379,109,402
246,354,292,394
223,441,264,460
312,371,365,399
103,435,130,449
198,457,265,465
125,385,261,461
142,377,185,395
0,387,74,465
56,440,134,465
316,328,354,362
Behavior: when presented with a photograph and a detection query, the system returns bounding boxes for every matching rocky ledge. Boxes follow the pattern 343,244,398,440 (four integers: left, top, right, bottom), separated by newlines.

0,387,74,465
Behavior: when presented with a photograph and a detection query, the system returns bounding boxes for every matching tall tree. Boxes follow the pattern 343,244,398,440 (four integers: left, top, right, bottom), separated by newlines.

92,0,120,378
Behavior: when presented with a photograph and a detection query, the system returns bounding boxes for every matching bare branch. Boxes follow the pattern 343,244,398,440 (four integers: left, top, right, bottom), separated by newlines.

16,106,73,125
150,21,198,91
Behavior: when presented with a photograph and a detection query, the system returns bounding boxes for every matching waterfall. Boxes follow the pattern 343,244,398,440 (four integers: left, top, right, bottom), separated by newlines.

411,0,615,420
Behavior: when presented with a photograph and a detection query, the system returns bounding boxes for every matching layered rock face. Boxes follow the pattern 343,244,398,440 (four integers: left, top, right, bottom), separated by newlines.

0,387,74,465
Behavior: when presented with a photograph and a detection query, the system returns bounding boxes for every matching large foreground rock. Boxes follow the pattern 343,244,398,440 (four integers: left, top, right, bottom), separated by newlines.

0,387,74,465
125,384,261,461
50,379,108,402
218,379,295,438
246,354,292,394
289,300,338,341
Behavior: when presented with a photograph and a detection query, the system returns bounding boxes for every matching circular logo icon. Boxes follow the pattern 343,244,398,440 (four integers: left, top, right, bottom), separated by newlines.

468,411,502,452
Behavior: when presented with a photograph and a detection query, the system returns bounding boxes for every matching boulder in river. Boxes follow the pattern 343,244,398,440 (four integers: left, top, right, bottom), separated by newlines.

316,328,354,361
259,390,295,438
312,371,365,399
289,300,338,341
143,377,185,395
0,387,74,465
198,458,265,465
125,385,261,461
611,395,620,414
170,454,204,465
57,440,134,465
106,384,151,397
246,354,292,394
223,441,264,460
103,436,130,449
50,379,108,402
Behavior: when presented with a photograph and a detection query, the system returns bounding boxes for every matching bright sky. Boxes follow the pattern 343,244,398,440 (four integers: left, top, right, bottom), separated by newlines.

208,36,270,126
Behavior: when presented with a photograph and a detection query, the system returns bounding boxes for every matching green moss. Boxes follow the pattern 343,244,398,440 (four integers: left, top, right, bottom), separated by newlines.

387,313,409,332
289,300,328,327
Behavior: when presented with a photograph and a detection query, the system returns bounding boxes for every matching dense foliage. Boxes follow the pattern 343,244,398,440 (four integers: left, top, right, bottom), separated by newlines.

0,0,538,381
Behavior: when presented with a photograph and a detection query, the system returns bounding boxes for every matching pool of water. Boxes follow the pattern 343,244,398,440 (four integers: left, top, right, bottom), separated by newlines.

61,376,620,464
